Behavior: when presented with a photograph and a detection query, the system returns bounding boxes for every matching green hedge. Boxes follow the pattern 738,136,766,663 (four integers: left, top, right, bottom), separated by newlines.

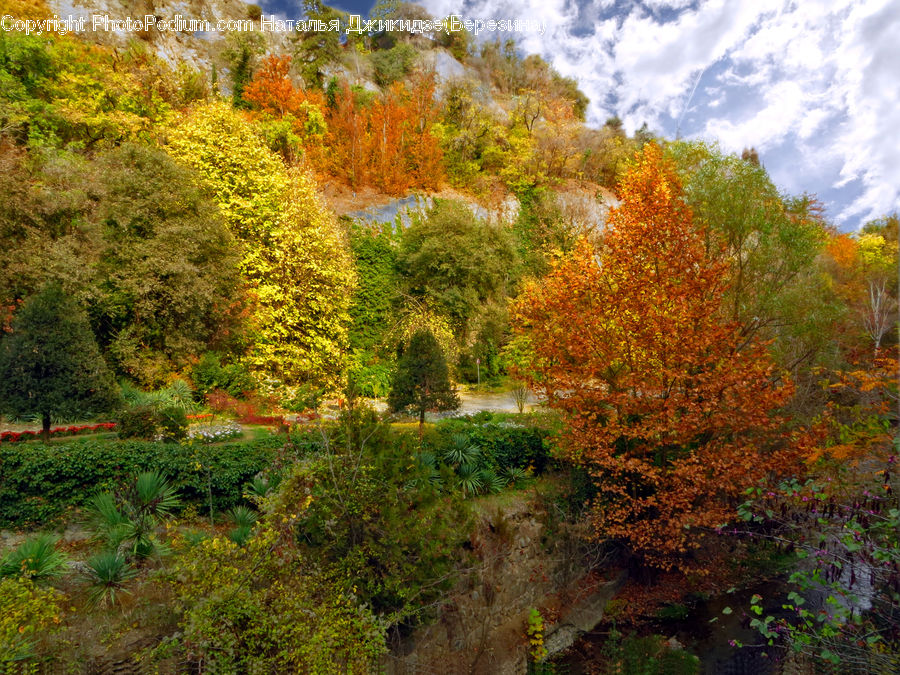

428,416,553,473
0,436,290,528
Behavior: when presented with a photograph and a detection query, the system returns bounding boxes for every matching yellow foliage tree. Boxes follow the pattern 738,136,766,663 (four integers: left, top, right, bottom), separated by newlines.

167,103,355,390
249,169,355,387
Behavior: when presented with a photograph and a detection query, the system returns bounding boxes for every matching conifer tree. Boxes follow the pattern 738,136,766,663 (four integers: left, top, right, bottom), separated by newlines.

0,285,119,437
388,329,459,436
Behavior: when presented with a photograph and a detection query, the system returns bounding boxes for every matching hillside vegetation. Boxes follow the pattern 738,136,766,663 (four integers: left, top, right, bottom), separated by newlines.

0,0,897,671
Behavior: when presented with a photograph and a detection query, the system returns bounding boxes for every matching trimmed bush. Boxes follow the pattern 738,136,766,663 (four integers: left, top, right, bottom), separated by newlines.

0,577,62,667
117,405,160,439
117,405,187,441
0,437,289,528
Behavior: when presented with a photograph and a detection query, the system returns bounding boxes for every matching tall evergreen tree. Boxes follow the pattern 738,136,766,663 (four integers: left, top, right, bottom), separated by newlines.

0,285,120,437
388,329,459,436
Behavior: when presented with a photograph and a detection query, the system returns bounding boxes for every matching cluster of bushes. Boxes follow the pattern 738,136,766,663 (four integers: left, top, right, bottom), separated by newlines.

205,389,287,424
427,414,553,475
118,406,188,442
0,436,292,527
191,352,256,398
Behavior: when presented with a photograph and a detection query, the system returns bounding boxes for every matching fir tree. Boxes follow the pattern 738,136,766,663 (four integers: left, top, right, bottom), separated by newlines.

0,285,120,437
388,329,459,436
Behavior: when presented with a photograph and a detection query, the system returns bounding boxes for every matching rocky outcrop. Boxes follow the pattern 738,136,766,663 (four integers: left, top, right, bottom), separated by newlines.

384,494,622,674
47,0,291,71
344,192,519,228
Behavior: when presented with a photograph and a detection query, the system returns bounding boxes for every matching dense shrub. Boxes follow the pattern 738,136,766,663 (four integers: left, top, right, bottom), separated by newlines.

0,437,287,528
206,388,285,424
347,222,400,353
347,355,394,398
429,416,552,474
372,43,417,87
192,352,256,398
276,407,469,622
170,530,386,672
157,405,188,441
116,404,187,441
0,577,62,668
117,405,160,439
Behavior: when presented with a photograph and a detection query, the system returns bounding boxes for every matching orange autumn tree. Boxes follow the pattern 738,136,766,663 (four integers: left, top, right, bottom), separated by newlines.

512,144,798,571
324,74,443,194
243,55,326,159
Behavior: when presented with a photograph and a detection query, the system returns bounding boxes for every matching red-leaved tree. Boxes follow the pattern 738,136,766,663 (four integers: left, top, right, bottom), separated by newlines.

512,144,801,571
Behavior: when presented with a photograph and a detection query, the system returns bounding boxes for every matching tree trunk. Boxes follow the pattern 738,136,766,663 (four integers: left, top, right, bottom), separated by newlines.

42,412,51,440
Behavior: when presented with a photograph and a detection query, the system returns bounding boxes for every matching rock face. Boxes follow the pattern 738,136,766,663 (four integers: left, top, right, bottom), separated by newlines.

47,0,292,71
384,495,622,675
344,192,518,228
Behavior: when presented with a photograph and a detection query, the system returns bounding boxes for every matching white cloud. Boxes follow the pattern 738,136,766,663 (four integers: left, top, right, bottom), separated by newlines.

419,0,900,228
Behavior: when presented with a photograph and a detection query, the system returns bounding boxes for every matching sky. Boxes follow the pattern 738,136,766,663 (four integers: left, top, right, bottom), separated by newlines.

261,0,900,231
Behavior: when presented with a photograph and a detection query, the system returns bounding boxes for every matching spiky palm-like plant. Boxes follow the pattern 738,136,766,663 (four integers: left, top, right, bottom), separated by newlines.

503,466,530,486
86,471,181,559
480,469,507,495
456,463,484,497
244,475,273,501
228,506,257,529
442,433,481,468
227,524,253,547
80,551,137,607
0,534,68,583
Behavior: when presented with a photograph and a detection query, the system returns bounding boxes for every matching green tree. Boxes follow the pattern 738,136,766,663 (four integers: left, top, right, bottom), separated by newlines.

0,285,119,436
388,329,459,435
371,42,417,87
275,406,469,620
89,144,245,383
0,142,246,386
294,0,346,88
247,169,356,389
220,31,265,108
170,526,386,672
666,141,838,377
347,221,400,352
0,31,173,149
399,200,518,341
166,101,287,241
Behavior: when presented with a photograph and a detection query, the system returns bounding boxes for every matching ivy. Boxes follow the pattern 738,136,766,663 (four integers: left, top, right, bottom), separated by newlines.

0,437,285,528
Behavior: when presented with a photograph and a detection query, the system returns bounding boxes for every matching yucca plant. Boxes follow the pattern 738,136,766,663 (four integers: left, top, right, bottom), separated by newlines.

227,524,254,547
85,471,181,559
456,463,484,497
80,551,137,607
443,433,481,467
228,506,257,529
85,492,139,554
244,476,272,501
120,379,198,412
503,466,530,487
481,469,507,494
0,534,68,583
131,471,180,517
404,452,444,490
161,379,197,412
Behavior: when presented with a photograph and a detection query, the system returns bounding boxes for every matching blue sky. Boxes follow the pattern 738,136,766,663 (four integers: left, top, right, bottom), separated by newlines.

261,0,900,231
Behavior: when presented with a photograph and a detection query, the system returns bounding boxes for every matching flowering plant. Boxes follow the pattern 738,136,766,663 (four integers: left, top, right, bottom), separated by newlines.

0,423,116,443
